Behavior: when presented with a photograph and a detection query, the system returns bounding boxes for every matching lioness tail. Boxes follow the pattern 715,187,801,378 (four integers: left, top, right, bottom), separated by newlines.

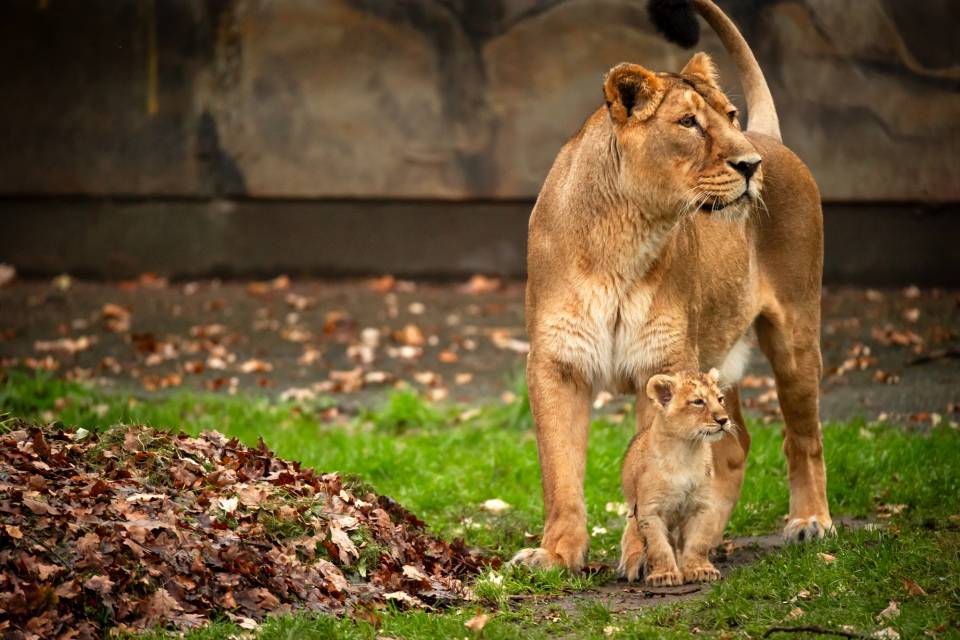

647,0,782,141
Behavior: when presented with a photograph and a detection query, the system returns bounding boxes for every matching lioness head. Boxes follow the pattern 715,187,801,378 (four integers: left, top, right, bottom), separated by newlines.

646,368,734,442
602,53,762,220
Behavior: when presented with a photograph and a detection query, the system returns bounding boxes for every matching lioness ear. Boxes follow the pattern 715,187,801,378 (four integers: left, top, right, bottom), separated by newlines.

681,52,720,89
708,368,721,383
603,63,665,125
646,374,676,408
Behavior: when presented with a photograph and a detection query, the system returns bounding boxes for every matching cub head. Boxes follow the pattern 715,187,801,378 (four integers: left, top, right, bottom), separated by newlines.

645,368,734,442
603,53,763,220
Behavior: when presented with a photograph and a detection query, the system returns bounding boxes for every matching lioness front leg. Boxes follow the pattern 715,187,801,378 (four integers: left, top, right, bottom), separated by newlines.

511,356,591,571
618,513,646,582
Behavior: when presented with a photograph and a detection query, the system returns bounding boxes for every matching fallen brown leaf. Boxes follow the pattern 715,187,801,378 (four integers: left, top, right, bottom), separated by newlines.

464,611,492,633
901,577,927,596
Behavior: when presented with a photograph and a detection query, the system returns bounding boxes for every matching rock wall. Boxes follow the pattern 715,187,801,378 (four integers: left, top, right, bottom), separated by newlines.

1,0,957,200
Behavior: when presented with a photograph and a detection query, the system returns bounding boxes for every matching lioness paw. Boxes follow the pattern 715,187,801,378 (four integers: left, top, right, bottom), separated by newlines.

509,547,564,570
618,552,645,583
683,563,721,583
644,568,682,587
783,515,835,543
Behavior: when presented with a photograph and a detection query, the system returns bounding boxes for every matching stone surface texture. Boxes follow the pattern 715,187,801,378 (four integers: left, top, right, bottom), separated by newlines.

0,0,957,201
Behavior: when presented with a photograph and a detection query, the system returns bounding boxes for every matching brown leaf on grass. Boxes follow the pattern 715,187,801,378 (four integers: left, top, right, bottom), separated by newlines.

876,600,900,621
901,577,927,596
876,503,907,519
464,611,492,633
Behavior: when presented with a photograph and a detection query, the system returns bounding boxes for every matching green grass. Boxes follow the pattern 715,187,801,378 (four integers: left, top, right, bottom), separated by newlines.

2,370,959,639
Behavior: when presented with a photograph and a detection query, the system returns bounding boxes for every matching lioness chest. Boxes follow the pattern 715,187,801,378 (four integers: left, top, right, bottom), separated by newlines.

535,222,758,393
540,278,687,393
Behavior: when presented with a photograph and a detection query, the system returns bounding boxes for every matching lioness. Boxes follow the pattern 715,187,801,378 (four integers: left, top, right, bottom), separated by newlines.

513,0,832,571
620,369,734,585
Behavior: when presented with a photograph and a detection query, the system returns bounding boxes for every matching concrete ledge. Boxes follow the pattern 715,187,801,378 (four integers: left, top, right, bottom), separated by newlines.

0,199,956,285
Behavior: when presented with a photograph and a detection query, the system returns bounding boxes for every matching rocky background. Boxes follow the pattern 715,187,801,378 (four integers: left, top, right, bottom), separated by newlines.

2,0,958,202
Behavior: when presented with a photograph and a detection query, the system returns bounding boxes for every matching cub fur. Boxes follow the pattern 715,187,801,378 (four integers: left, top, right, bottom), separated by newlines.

619,368,734,585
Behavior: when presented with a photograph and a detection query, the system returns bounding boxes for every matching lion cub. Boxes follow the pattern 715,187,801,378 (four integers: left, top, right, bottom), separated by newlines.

619,369,734,586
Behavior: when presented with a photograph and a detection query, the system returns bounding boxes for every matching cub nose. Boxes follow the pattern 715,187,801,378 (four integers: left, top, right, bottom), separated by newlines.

728,155,761,181
714,415,728,426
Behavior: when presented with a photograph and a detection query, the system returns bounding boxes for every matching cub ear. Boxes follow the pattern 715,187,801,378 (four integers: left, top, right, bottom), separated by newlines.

646,374,676,408
603,63,665,126
680,52,720,89
707,367,721,383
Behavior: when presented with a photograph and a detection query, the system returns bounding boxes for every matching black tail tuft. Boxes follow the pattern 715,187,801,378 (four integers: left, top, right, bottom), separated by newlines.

647,0,700,49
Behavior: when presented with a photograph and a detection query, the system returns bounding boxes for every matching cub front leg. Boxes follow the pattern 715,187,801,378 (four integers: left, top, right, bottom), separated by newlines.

637,515,682,586
510,355,592,571
679,506,721,583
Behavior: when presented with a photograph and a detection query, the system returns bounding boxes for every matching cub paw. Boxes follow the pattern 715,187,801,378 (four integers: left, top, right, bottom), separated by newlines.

783,515,835,543
683,563,721,583
618,552,645,583
644,568,682,587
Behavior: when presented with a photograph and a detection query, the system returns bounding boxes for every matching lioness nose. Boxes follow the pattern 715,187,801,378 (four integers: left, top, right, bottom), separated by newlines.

715,415,728,426
729,155,761,181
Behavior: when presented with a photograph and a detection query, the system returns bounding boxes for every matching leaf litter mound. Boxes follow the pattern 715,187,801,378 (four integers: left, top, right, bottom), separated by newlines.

0,422,486,638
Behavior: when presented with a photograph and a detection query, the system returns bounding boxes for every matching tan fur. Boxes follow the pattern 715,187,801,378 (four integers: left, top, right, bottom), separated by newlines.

619,370,732,585
511,6,831,572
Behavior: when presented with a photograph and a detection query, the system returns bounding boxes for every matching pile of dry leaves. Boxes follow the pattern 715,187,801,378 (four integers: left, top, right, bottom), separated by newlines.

0,423,486,638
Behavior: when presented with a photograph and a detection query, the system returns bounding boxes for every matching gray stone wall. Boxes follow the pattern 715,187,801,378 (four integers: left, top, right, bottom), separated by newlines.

1,0,957,201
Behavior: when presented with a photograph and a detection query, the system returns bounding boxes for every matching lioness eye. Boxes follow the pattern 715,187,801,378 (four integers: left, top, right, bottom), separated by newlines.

718,396,725,405
678,115,697,128
727,110,738,122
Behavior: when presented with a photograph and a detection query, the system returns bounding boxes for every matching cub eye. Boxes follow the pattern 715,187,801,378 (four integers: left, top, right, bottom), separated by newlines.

726,110,738,122
690,398,706,407
718,396,725,405
678,115,698,128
